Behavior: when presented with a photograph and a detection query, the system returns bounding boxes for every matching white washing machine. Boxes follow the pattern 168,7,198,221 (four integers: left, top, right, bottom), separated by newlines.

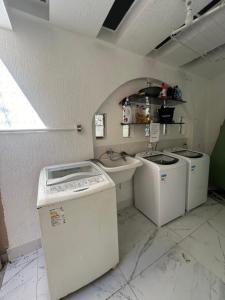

37,161,119,300
134,151,186,227
164,147,210,211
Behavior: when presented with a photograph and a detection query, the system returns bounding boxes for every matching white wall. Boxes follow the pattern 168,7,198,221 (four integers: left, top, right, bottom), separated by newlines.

204,73,225,154
0,9,208,256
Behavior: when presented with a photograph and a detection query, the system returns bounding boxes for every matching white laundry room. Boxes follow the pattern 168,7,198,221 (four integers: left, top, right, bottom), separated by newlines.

0,1,225,299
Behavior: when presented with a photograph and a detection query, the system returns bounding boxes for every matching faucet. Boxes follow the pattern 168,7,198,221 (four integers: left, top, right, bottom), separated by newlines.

98,149,129,162
120,151,128,161
106,148,114,160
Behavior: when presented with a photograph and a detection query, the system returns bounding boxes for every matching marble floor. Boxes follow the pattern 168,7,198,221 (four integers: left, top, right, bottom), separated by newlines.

1,197,225,300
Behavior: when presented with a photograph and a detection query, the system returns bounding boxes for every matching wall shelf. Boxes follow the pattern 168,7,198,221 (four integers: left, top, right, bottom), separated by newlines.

119,96,186,106
121,122,150,125
121,122,185,125
160,122,185,125
120,84,186,137
121,122,185,136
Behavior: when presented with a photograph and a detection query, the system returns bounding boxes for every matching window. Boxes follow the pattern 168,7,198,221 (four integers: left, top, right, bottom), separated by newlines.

0,59,45,130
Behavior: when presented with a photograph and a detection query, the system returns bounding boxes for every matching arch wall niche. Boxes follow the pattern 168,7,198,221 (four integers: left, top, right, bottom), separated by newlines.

92,77,187,210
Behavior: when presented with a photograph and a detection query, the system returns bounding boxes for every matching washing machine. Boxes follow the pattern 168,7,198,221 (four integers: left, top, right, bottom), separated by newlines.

37,161,119,300
164,147,210,211
134,151,186,226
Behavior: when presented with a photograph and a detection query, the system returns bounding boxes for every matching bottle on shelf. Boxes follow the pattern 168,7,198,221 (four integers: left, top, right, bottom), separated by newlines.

145,97,150,124
136,105,146,124
173,85,182,100
132,104,137,123
160,82,167,107
135,105,143,123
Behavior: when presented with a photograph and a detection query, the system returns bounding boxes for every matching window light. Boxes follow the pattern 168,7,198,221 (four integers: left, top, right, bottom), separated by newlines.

0,59,45,130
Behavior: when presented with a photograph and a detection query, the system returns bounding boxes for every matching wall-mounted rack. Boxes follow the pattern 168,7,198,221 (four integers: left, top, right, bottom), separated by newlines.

121,122,185,125
121,122,150,125
121,121,185,137
119,96,186,106
121,122,185,135
120,82,186,137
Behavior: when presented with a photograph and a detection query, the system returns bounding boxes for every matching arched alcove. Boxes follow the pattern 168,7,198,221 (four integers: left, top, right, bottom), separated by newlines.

92,77,188,159
92,77,188,210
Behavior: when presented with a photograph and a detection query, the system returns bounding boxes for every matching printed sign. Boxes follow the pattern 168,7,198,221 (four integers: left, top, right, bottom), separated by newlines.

150,123,160,143
191,165,196,172
49,207,66,227
160,173,167,183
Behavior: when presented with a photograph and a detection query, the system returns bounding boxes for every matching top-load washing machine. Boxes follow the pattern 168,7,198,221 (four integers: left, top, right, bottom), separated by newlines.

37,161,119,300
164,147,210,211
134,151,186,227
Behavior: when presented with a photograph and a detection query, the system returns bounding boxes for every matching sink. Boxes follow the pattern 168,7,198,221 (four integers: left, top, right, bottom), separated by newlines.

96,156,143,185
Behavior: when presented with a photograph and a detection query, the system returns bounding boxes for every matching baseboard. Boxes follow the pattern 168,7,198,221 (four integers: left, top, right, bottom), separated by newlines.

0,252,8,264
7,239,41,261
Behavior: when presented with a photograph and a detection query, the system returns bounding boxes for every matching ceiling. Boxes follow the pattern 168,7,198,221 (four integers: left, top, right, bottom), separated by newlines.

49,0,114,37
0,0,12,30
3,0,225,79
6,0,49,20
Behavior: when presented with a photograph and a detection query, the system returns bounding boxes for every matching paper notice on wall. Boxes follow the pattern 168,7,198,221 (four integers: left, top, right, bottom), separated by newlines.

150,123,160,143
49,207,66,227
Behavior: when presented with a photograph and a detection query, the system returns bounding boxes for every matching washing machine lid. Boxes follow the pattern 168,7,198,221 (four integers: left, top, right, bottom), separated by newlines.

173,150,203,158
144,154,179,165
46,162,101,186
37,161,115,208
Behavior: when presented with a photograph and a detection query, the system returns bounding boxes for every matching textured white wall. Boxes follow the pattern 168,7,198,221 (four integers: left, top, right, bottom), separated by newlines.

0,9,207,254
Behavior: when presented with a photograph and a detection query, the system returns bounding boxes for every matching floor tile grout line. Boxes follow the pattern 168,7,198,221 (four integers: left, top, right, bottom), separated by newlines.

166,227,184,242
98,264,130,300
0,265,6,291
106,281,139,300
173,202,225,284
116,210,177,297
127,282,140,300
122,201,224,285
167,203,224,246
118,224,176,283
206,219,225,239
118,265,129,285
1,257,38,287
127,243,178,283
98,201,225,298
129,236,225,294
118,209,199,285
0,274,38,299
105,280,129,300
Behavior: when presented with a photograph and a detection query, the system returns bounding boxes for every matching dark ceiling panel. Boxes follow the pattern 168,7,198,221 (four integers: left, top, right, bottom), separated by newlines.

198,0,221,15
103,0,135,30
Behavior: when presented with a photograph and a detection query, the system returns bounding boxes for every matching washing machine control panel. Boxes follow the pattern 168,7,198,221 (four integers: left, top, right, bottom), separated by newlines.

47,175,105,193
